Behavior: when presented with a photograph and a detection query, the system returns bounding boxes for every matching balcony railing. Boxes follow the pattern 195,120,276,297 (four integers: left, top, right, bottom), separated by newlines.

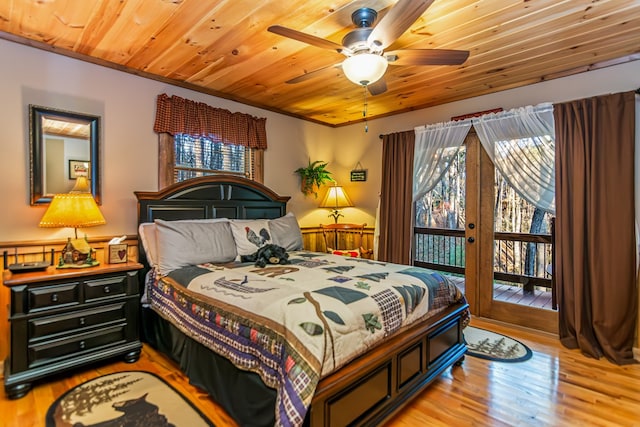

413,219,556,309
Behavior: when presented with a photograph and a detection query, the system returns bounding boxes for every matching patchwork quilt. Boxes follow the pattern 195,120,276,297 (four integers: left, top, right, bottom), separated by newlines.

148,251,467,427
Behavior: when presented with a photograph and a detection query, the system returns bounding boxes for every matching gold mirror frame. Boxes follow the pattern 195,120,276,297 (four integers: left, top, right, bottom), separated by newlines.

29,105,101,205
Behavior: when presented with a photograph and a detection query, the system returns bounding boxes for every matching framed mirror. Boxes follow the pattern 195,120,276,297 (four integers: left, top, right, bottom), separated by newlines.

29,105,101,205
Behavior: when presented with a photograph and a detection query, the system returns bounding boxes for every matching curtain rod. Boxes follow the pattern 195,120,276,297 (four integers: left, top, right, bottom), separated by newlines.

378,103,556,140
379,91,638,139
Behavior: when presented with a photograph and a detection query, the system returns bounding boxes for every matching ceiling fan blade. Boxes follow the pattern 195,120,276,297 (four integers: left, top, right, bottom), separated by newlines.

367,0,435,50
385,49,469,66
268,25,344,53
285,63,342,84
367,78,387,95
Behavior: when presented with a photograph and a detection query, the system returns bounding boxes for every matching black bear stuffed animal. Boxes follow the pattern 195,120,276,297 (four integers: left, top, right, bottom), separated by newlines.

241,244,290,268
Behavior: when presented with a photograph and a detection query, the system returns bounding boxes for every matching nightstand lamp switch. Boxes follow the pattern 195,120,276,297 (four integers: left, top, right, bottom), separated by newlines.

38,177,106,268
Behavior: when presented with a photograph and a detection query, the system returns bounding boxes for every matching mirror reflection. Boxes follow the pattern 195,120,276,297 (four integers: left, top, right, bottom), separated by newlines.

30,105,100,205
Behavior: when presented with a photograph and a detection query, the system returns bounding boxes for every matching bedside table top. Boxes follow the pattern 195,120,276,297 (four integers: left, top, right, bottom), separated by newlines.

3,260,144,287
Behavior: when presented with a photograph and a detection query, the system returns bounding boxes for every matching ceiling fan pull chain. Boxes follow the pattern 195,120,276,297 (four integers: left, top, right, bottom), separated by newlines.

363,85,369,133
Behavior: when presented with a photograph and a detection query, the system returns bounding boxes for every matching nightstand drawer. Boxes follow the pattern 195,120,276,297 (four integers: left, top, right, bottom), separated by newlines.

84,275,128,302
28,283,80,312
28,325,126,368
29,302,127,340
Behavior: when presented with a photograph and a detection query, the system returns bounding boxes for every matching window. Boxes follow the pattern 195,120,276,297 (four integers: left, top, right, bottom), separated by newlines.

173,134,254,182
153,94,267,188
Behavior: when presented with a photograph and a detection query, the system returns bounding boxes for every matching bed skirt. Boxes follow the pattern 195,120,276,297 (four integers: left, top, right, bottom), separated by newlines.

142,307,278,426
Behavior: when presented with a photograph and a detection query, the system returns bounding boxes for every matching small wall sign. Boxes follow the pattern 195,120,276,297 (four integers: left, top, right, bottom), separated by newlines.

350,169,367,182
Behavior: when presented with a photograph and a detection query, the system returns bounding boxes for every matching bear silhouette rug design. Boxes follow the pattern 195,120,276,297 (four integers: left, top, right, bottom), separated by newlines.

46,371,214,427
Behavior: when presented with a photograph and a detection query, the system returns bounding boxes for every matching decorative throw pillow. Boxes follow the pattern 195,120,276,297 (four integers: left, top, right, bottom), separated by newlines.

155,219,237,276
229,219,273,256
269,212,303,251
328,247,360,258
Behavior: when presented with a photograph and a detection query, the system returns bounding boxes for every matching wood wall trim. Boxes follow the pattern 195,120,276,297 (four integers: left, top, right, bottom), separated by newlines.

0,235,138,249
158,133,175,189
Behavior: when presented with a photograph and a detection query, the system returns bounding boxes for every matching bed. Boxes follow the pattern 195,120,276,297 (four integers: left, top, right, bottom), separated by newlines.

135,175,469,427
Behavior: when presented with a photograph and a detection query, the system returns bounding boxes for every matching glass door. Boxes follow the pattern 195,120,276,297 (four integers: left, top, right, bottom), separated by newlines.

468,131,558,333
414,130,558,333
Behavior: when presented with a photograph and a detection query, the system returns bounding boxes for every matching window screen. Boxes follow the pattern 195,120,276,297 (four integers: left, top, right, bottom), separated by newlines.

174,134,253,182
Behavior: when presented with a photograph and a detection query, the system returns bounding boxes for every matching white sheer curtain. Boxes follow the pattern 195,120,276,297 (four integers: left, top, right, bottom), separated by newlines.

473,103,556,213
413,119,472,202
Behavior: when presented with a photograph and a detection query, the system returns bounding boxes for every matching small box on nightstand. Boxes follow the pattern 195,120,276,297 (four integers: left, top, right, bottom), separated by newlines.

108,244,128,263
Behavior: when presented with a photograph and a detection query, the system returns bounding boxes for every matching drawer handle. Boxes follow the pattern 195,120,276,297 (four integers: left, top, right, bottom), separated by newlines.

79,341,86,350
79,317,86,326
104,286,110,294
51,294,59,303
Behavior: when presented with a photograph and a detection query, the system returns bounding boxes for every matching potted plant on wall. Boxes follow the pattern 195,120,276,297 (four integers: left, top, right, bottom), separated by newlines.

294,159,334,198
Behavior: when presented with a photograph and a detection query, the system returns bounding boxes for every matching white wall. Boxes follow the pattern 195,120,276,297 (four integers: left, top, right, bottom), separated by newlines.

1,37,639,242
0,38,328,241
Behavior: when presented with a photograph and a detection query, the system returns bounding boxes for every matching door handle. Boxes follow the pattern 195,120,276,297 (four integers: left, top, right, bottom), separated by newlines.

468,237,475,243
468,223,475,229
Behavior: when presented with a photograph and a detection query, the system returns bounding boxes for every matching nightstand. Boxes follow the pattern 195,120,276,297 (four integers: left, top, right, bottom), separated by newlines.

3,261,143,399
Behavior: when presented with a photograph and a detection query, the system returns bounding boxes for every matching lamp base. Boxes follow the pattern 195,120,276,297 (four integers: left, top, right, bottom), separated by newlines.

328,209,343,224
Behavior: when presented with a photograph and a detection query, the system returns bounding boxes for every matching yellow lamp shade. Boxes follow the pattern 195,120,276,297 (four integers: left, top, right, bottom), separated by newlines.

39,192,105,229
320,185,353,224
319,185,354,209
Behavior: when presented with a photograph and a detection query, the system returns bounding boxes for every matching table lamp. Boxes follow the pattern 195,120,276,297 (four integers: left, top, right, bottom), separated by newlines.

39,176,106,268
319,184,353,223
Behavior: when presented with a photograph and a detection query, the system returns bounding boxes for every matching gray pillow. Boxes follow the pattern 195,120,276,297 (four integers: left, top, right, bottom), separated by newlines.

155,219,237,275
269,212,303,251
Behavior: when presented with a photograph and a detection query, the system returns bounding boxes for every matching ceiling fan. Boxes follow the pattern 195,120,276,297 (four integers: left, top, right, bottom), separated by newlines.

268,0,469,95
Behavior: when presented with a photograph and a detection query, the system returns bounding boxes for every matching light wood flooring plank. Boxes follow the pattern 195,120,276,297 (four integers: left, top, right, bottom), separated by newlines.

1,317,638,426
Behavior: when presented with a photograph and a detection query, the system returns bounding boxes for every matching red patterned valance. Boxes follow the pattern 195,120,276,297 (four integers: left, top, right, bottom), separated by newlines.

153,94,267,149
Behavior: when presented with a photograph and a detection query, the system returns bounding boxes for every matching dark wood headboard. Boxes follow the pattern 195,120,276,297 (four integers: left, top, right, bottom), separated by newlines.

135,175,290,224
134,175,290,268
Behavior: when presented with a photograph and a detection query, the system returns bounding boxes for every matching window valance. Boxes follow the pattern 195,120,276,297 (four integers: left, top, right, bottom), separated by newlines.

153,94,268,149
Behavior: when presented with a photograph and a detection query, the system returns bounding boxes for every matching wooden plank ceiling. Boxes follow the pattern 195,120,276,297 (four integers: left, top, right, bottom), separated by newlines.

1,0,639,127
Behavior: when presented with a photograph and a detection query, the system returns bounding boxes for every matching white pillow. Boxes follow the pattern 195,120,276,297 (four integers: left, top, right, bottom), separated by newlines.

155,219,237,276
229,219,272,256
138,222,159,267
269,212,303,251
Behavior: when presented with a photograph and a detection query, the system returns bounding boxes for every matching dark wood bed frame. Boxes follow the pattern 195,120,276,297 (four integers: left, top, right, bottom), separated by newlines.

135,175,468,427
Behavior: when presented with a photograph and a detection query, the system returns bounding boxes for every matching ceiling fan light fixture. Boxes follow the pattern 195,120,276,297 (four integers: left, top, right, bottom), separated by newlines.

342,53,388,86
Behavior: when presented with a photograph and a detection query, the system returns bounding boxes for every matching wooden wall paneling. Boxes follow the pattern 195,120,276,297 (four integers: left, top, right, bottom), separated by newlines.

301,227,374,255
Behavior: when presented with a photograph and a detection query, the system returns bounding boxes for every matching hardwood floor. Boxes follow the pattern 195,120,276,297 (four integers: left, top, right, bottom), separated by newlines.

1,318,639,426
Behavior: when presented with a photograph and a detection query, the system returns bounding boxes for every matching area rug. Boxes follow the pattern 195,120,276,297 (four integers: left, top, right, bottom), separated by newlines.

463,326,533,362
46,371,214,427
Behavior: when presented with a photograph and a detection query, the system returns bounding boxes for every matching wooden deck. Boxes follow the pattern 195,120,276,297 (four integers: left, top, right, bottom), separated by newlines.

446,274,555,310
